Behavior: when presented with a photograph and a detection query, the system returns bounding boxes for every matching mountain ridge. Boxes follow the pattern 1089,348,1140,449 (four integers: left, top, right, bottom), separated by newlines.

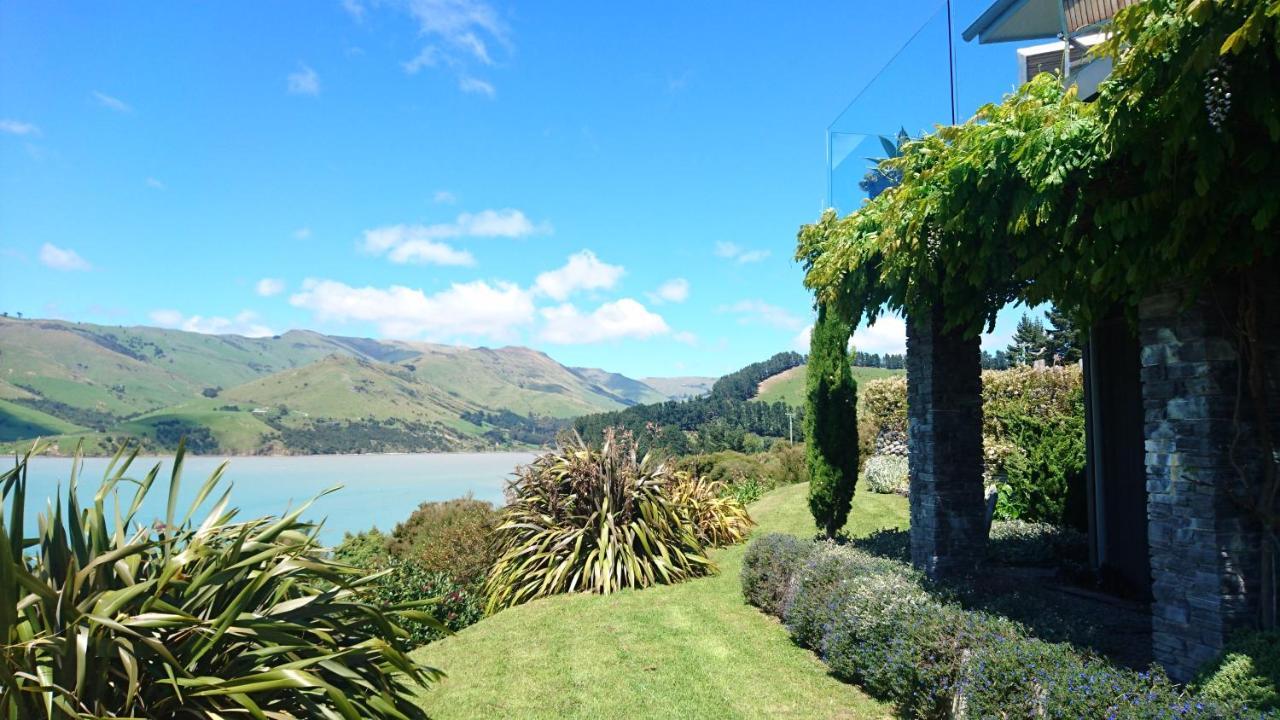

0,317,714,455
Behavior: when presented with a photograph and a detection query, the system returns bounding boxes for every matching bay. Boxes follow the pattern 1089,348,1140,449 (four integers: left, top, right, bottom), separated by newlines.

12,452,538,544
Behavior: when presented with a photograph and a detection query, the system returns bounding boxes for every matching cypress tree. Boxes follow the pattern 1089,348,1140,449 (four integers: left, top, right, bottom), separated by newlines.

805,303,860,538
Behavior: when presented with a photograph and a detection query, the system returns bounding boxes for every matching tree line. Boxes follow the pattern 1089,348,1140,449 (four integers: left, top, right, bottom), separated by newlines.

573,352,806,455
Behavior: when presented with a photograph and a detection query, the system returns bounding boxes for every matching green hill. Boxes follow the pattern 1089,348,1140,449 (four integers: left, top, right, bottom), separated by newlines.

0,317,697,455
754,364,904,406
410,483,908,719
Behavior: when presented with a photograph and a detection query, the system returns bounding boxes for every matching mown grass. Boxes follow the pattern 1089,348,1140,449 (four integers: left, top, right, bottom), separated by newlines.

411,484,908,719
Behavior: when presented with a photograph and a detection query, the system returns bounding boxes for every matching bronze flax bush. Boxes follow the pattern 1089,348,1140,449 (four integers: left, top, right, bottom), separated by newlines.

484,429,750,613
0,441,442,719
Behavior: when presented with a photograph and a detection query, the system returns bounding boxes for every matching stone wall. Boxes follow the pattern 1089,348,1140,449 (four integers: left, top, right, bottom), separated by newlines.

1139,272,1280,681
906,305,987,578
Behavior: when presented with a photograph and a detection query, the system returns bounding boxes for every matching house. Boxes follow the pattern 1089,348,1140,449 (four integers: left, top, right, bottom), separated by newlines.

891,0,1280,681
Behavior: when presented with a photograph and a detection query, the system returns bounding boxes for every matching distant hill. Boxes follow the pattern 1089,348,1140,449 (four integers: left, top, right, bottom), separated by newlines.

753,364,905,407
0,317,697,455
638,376,715,400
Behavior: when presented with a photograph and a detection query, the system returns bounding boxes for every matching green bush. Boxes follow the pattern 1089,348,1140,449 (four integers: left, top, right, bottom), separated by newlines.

484,430,718,612
675,442,810,505
862,454,909,495
986,519,1087,566
743,534,1235,719
332,526,392,569
1195,630,1280,713
387,495,500,585
860,375,908,435
740,533,816,616
0,443,440,719
363,559,485,646
859,367,1086,526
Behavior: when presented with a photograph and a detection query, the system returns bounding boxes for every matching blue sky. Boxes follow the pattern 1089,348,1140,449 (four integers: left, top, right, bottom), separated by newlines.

0,0,1039,378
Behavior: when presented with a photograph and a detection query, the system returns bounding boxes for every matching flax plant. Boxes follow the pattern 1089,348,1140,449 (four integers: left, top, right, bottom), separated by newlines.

485,430,731,613
0,440,442,719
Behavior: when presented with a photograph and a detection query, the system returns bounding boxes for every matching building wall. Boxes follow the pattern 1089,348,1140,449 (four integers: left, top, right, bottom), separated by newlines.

1139,271,1280,680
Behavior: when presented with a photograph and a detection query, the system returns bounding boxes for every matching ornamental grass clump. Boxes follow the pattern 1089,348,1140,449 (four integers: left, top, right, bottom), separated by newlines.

0,442,441,720
485,430,749,612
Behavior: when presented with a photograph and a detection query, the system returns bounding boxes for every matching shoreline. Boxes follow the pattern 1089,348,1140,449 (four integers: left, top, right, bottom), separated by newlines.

18,448,546,461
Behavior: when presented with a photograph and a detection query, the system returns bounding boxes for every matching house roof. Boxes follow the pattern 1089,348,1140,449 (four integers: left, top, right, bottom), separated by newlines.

962,0,1062,43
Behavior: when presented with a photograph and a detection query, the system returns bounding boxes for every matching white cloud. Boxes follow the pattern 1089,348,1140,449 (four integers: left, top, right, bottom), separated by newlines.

368,0,508,95
647,277,689,304
714,240,770,264
458,75,495,98
0,119,39,136
792,325,812,352
361,210,546,265
360,225,474,266
540,299,669,344
150,309,275,338
403,0,510,65
38,243,91,271
672,330,698,346
256,278,286,297
146,177,166,190
294,227,312,240
290,277,534,340
287,65,321,96
719,299,806,331
533,250,624,301
433,190,457,205
402,46,441,75
93,91,132,112
341,0,365,21
852,314,907,355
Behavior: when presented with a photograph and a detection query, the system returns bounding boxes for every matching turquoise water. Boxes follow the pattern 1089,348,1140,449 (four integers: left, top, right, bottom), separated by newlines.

11,452,537,544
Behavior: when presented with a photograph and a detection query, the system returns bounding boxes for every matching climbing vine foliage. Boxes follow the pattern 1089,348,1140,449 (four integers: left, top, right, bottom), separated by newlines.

798,0,1280,334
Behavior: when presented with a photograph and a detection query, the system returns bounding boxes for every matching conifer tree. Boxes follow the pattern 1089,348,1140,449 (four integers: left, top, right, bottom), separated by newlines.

1044,305,1082,365
805,303,859,538
1006,314,1049,366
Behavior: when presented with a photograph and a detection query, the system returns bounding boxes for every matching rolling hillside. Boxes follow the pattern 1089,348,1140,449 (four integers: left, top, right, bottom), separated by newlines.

754,364,905,406
0,317,697,455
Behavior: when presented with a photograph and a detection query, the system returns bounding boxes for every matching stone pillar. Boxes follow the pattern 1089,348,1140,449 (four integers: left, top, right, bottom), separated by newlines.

1140,274,1280,681
907,305,987,579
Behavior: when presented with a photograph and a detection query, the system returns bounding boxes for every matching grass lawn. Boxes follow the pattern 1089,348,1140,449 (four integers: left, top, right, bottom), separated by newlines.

411,484,908,719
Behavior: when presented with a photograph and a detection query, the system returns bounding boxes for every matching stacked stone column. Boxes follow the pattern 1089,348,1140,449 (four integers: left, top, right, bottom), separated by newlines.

1140,275,1280,680
906,305,987,579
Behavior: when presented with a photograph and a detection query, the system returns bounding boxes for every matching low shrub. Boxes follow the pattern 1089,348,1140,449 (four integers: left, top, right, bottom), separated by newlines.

862,454,909,495
742,534,1243,719
484,430,718,612
856,412,878,475
364,560,486,645
860,367,1086,526
387,494,500,585
740,533,816,616
675,442,810,505
0,443,440,719
861,375,908,435
986,519,1088,566
332,526,392,569
1195,630,1280,713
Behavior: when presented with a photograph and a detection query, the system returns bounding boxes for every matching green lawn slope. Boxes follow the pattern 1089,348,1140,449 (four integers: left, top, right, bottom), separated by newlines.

411,484,907,719
755,365,904,407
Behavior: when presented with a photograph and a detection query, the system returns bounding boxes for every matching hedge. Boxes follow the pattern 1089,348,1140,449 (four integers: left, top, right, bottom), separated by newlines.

741,534,1271,719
